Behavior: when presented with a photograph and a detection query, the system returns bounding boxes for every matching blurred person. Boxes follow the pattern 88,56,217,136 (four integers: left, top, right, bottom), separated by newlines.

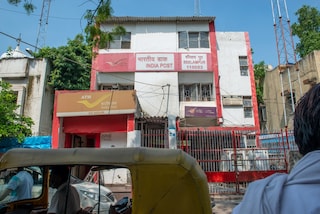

0,168,33,201
31,165,92,214
233,83,320,214
47,166,81,214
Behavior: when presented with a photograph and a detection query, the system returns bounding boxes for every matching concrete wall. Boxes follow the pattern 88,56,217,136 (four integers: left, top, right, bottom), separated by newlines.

0,57,53,135
263,50,320,131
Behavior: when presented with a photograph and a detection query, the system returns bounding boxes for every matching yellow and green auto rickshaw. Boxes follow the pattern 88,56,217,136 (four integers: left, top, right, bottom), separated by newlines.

0,147,212,214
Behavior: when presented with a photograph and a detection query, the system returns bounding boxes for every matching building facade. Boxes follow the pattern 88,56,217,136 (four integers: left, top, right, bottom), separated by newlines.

92,17,259,129
52,16,260,149
0,45,53,136
262,50,320,131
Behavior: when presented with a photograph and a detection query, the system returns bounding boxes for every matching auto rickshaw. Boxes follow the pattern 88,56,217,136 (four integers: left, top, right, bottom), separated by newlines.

0,147,212,214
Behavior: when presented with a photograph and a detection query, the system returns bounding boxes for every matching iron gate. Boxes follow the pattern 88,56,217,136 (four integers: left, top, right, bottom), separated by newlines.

141,128,297,195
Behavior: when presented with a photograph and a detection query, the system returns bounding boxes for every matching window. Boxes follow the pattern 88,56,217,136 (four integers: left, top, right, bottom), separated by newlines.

201,84,212,101
107,32,131,49
179,84,213,101
243,96,253,118
179,31,209,49
239,56,248,76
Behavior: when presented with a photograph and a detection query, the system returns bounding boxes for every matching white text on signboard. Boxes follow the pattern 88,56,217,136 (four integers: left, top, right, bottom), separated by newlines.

181,54,208,71
136,54,174,71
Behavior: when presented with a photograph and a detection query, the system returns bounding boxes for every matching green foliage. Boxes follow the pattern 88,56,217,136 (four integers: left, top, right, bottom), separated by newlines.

8,0,126,52
84,0,126,49
254,61,266,105
292,5,320,58
7,0,35,14
35,34,92,90
0,81,33,142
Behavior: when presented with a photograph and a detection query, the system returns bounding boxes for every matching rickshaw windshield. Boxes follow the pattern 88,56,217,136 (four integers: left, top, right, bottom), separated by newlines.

0,166,44,204
0,148,212,213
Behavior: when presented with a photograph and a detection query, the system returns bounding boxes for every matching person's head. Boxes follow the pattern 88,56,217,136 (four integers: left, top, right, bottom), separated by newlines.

294,83,320,155
49,166,70,189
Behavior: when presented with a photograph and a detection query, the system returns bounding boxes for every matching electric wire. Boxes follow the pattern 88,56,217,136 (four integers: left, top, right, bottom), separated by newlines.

0,32,290,122
1,24,287,121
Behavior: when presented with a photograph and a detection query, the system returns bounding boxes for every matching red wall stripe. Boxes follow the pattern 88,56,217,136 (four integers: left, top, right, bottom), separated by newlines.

51,91,60,149
245,32,260,132
209,21,222,122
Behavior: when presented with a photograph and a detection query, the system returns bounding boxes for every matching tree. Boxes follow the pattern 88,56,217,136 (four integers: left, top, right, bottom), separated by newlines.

292,5,320,58
7,0,126,51
254,61,266,105
0,81,33,142
7,0,35,14
84,0,126,49
35,34,92,90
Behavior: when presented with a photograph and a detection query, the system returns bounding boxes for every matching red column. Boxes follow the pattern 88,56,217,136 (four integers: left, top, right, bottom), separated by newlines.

51,91,60,149
127,114,135,131
209,21,223,123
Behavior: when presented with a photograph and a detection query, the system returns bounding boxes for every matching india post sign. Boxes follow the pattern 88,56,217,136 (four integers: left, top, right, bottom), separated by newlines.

136,54,174,71
181,54,208,71
56,90,136,117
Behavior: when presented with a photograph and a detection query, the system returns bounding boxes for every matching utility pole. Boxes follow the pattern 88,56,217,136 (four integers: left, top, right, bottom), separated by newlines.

194,0,200,16
35,0,51,52
270,0,302,127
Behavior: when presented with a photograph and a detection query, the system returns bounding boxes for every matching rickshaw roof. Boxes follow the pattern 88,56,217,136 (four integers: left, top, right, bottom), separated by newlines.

0,147,212,213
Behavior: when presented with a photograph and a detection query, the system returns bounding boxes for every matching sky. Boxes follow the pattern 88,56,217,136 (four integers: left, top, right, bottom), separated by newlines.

0,0,319,68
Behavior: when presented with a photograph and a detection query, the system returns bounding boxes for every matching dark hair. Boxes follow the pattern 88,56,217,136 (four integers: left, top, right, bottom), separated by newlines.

50,166,70,182
294,83,320,155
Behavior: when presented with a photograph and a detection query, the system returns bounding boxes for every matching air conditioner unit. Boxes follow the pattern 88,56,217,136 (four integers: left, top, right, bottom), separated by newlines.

222,97,243,106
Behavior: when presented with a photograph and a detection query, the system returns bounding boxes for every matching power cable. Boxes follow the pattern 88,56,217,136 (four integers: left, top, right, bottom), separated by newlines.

155,86,165,116
0,31,39,49
0,7,81,21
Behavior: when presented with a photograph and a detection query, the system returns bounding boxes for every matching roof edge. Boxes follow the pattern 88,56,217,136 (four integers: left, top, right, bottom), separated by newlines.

102,16,215,24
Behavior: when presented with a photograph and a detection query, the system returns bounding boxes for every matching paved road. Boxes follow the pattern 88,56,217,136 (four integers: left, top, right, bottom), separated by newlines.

212,196,242,214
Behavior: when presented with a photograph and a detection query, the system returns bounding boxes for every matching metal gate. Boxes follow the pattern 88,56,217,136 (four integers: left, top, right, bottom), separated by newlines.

141,129,168,148
140,128,297,195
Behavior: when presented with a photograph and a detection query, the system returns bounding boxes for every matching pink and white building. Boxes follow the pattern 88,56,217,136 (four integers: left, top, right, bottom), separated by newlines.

52,16,259,149
91,16,259,129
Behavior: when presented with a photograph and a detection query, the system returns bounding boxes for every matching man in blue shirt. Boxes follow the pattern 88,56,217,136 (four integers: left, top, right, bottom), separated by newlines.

0,169,34,201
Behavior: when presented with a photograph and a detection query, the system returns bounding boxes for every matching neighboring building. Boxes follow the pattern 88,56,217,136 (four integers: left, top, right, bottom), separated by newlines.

263,50,320,131
52,16,259,149
0,44,54,136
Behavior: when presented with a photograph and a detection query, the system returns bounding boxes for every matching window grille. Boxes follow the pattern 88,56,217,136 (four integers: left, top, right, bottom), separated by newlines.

179,31,209,49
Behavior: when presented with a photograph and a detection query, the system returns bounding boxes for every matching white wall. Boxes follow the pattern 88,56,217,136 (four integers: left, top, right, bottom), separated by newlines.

216,32,251,95
100,132,127,148
222,107,254,126
216,32,255,126
135,23,177,52
127,130,141,147
100,22,211,53
135,72,179,117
